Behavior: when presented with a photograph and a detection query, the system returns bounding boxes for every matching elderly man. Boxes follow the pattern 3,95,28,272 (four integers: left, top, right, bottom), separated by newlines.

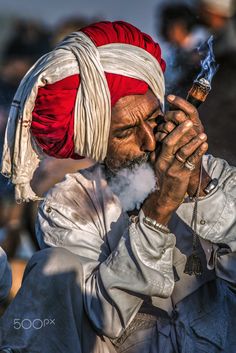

0,21,236,353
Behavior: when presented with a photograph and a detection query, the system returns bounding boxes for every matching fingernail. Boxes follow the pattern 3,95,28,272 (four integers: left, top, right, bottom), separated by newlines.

185,120,193,127
199,133,206,140
168,95,175,101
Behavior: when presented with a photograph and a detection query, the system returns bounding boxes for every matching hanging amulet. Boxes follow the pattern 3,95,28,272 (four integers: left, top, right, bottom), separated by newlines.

184,253,203,276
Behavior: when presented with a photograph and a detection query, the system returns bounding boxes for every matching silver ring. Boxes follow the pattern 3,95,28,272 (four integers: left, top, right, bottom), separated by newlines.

175,153,186,164
184,160,196,171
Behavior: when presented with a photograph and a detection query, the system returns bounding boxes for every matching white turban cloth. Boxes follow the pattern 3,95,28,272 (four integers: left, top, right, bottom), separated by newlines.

1,31,165,202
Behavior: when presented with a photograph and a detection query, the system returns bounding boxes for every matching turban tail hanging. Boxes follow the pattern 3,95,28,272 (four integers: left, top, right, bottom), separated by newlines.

1,21,165,202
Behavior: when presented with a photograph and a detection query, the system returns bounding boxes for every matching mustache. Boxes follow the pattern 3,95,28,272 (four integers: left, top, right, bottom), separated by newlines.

104,152,151,176
121,152,151,170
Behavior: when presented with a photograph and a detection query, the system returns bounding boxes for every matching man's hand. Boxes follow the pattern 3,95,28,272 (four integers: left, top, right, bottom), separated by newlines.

142,95,209,226
155,95,211,196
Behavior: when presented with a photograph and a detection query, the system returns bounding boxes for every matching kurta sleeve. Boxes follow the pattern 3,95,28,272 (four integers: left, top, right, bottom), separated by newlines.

36,171,176,338
176,155,236,284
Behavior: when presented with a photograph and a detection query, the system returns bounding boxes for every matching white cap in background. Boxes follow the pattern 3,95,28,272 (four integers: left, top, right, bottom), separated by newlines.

200,0,236,17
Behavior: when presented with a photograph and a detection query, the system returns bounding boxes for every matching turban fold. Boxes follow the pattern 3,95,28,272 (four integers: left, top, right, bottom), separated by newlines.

1,21,166,202
31,73,149,159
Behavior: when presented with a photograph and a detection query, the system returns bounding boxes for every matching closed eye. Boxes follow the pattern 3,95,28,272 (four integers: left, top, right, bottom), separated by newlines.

114,111,162,139
115,127,135,139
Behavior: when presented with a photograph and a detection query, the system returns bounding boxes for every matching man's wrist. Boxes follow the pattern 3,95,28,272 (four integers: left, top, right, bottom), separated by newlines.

142,191,174,226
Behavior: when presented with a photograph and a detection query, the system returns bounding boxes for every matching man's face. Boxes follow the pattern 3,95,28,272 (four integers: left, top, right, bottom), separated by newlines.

105,89,162,172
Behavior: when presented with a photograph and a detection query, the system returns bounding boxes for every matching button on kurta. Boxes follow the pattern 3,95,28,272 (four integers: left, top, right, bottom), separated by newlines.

46,206,52,213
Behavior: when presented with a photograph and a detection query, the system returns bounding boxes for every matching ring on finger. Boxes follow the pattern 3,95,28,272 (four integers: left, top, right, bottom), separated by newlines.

184,160,196,171
175,153,186,163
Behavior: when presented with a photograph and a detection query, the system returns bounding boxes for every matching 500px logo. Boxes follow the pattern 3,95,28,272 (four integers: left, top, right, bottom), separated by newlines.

13,318,55,330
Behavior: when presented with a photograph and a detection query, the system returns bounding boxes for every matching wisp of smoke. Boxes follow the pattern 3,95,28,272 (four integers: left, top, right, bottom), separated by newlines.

196,35,219,83
108,162,156,212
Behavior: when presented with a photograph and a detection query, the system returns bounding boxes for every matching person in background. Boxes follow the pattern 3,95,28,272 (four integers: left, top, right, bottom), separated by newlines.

158,1,236,165
199,0,236,57
158,3,209,96
197,0,236,165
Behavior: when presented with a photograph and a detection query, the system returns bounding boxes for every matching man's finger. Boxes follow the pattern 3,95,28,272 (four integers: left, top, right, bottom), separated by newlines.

187,142,208,166
162,120,193,155
167,94,200,123
170,141,208,174
157,121,176,134
155,121,176,141
164,110,188,125
155,132,168,141
174,133,207,160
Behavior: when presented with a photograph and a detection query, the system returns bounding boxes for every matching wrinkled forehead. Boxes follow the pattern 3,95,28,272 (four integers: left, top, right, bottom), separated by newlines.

110,90,161,128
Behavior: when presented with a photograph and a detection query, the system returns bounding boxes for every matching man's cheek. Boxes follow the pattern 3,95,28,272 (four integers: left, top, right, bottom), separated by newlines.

107,139,140,166
110,143,130,161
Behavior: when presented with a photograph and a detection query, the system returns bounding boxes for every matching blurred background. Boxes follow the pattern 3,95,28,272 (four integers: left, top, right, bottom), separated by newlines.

0,0,235,312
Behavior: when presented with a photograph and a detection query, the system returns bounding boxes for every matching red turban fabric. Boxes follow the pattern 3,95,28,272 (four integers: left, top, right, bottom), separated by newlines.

31,21,166,159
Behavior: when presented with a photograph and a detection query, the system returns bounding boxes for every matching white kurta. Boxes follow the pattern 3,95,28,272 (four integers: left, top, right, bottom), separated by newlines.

0,154,235,353
35,154,236,342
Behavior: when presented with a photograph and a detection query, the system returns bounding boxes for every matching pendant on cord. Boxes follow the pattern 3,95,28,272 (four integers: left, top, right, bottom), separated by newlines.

184,253,203,276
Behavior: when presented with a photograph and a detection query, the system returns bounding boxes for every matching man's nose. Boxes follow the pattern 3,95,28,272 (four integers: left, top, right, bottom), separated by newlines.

139,122,156,152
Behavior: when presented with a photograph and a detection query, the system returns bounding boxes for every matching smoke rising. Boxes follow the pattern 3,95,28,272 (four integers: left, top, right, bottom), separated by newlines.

197,35,219,83
108,162,156,212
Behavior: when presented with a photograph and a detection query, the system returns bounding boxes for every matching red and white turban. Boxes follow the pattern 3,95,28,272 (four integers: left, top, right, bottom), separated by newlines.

1,21,166,202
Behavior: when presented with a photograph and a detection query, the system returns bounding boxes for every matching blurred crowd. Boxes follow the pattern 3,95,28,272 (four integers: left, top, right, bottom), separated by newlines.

0,0,236,312
158,0,236,165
